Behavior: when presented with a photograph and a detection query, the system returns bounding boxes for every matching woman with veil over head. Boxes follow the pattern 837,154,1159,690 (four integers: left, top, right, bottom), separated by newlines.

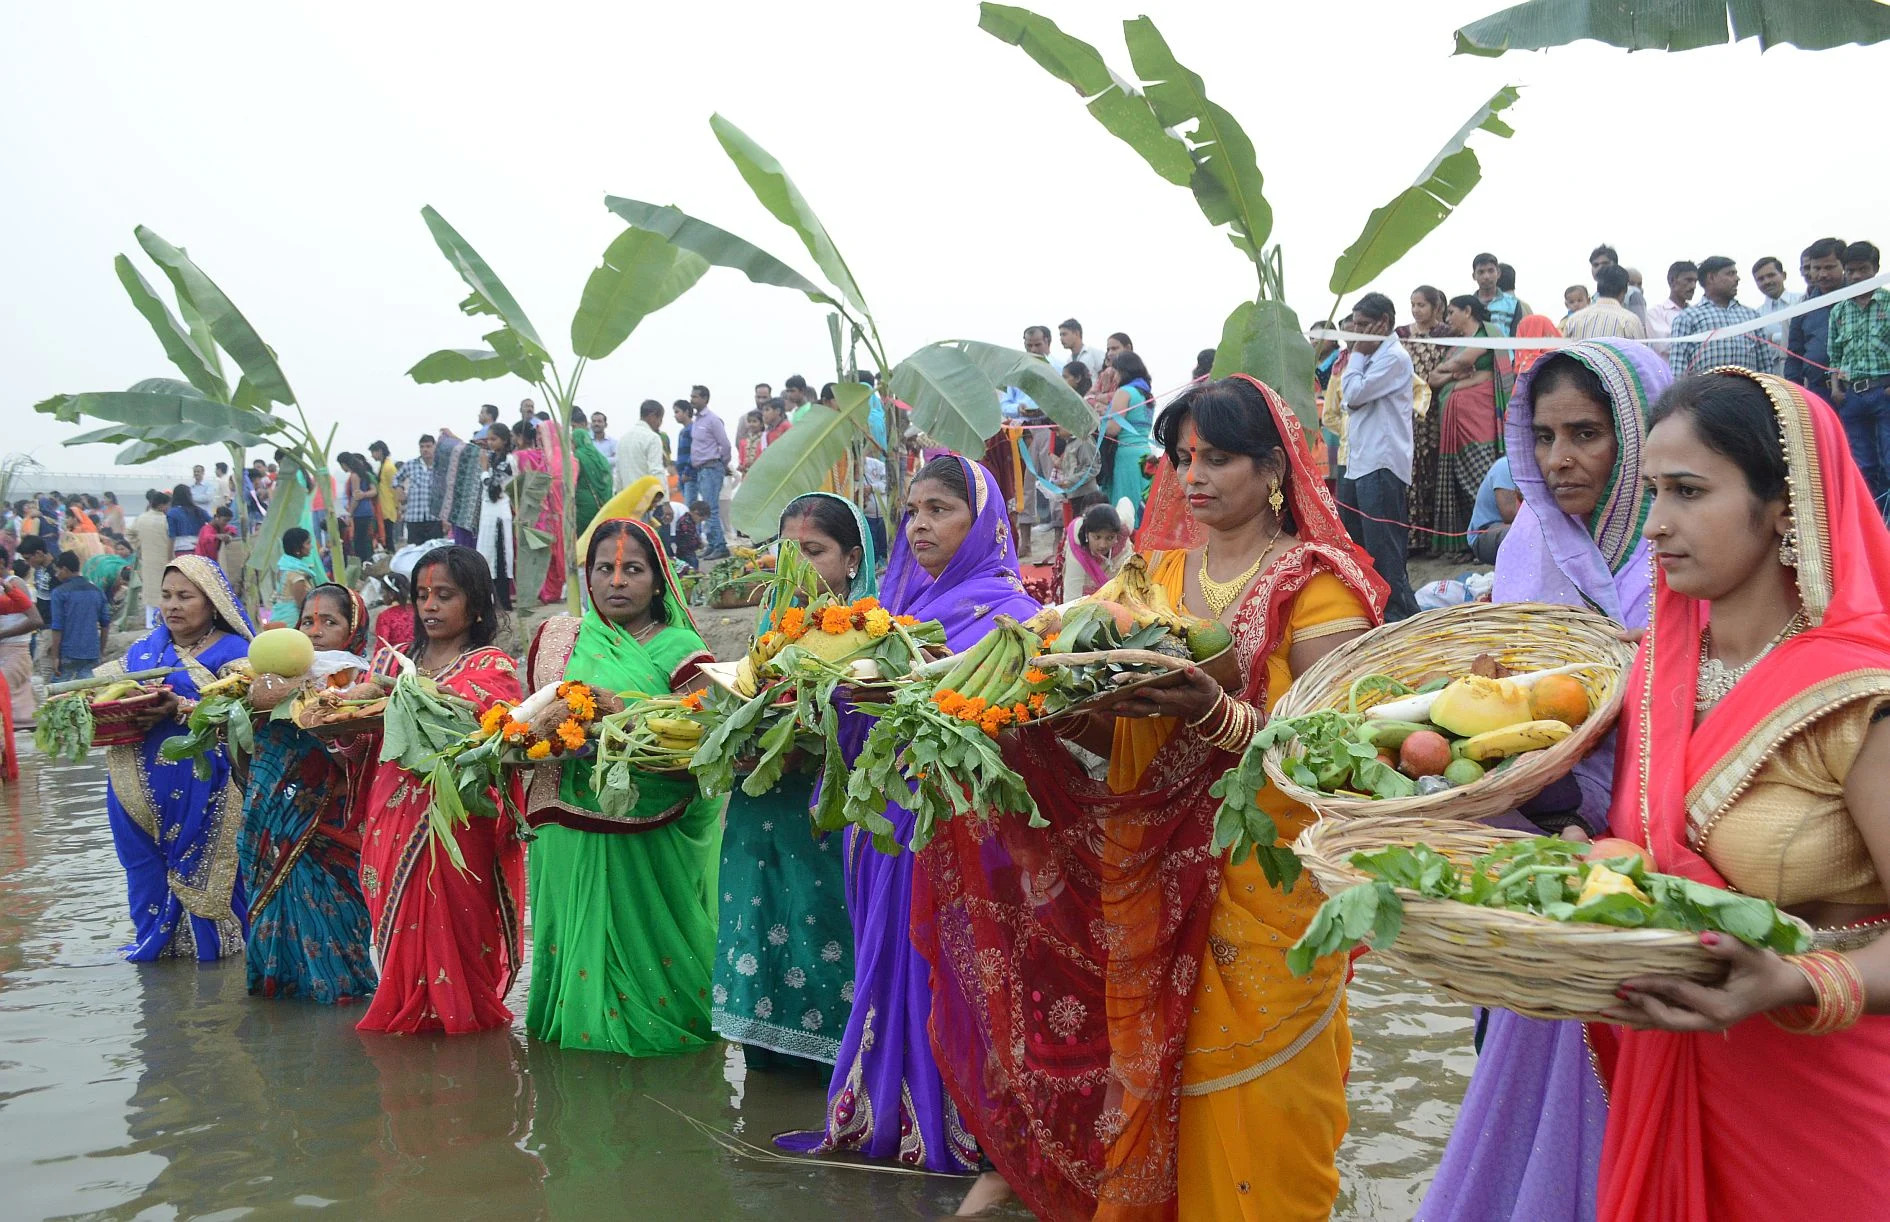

1585,370,1890,1220
101,554,255,961
776,455,1038,1176
912,376,1387,1220
1418,339,1671,1222
713,493,870,1068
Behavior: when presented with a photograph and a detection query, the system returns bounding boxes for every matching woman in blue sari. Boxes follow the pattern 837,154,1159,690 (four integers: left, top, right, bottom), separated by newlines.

714,492,870,1066
239,582,377,1003
1103,351,1156,514
102,554,253,961
778,456,1038,1173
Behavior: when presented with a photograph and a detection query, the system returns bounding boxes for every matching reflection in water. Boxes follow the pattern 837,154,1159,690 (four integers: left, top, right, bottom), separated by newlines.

1,750,1474,1220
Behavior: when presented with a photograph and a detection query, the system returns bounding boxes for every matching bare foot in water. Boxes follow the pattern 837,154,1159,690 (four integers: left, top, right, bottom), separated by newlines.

953,1170,1015,1216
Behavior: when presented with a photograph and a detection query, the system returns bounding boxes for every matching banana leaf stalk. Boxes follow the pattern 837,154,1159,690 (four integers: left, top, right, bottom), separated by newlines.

46,666,184,695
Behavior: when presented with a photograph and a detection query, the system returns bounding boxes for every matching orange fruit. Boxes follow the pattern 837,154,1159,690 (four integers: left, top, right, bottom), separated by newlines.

1529,674,1591,727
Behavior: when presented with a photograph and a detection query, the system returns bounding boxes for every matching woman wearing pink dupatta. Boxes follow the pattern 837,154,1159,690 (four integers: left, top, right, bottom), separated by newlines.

1592,368,1890,1221
515,419,567,603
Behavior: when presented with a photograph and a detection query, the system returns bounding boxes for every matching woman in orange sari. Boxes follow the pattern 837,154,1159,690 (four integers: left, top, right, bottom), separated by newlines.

1591,368,1890,1220
356,545,526,1035
915,375,1387,1220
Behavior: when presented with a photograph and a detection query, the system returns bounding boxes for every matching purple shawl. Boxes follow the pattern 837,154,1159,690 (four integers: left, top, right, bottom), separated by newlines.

1494,339,1669,625
882,455,1039,647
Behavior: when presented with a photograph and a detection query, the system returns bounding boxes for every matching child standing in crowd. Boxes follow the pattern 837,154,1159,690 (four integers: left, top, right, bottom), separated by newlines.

672,499,706,568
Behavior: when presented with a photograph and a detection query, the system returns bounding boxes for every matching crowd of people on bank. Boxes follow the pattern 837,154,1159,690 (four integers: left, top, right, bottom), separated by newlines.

26,234,1890,1222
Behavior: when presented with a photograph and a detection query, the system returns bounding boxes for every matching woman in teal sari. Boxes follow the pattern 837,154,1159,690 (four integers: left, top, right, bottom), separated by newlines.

713,493,867,1066
1104,351,1157,514
240,583,377,1003
524,517,721,1055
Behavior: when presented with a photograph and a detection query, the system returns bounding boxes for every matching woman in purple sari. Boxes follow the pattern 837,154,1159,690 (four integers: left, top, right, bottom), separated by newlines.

1419,339,1670,1222
777,455,1038,1174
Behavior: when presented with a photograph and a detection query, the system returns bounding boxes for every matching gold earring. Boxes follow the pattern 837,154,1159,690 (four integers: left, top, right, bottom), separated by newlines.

1268,481,1285,516
1779,521,1800,568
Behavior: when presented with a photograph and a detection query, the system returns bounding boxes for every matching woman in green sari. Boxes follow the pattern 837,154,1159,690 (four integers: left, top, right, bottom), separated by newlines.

524,517,720,1056
712,493,868,1066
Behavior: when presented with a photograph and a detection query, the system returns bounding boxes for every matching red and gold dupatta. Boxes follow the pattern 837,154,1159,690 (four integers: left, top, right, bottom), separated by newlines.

1596,371,1890,1220
912,376,1385,1220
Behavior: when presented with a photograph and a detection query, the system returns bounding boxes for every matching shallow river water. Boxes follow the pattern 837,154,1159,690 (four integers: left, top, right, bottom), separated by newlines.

0,746,1473,1221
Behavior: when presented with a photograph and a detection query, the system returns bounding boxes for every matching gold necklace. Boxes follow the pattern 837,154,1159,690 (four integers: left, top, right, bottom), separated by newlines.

1197,524,1283,619
1695,609,1806,712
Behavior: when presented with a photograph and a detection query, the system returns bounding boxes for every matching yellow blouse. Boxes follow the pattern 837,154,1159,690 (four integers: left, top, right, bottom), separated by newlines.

1108,549,1371,1093
1696,696,1890,908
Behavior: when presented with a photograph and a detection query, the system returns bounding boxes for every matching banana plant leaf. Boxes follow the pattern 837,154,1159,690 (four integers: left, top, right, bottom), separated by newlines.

603,197,838,307
1210,299,1317,429
709,114,872,320
935,340,1096,439
977,4,1193,188
37,382,280,455
1455,0,1890,54
729,383,871,537
1328,86,1521,296
176,288,226,385
408,348,512,384
1122,17,1272,264
113,255,227,401
134,227,296,408
889,344,1005,457
484,327,548,386
419,206,550,360
570,227,710,360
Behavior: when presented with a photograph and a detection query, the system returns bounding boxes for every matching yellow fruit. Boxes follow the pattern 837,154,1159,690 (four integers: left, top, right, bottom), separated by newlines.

1428,675,1533,737
1578,864,1649,906
645,717,703,742
248,627,315,678
796,626,875,663
1529,673,1592,727
1459,719,1573,762
733,657,759,699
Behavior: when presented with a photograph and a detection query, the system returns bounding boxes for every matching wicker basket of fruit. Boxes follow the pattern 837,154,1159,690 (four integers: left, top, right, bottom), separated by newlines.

1252,601,1634,823
87,686,173,747
1289,816,1810,1021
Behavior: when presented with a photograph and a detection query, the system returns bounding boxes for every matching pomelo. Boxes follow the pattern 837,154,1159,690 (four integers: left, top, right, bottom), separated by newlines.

249,627,315,678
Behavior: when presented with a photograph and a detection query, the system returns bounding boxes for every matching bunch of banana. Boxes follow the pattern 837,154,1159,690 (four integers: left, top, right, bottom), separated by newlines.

594,696,711,775
1091,555,1188,633
195,660,255,700
923,615,1044,708
86,679,151,704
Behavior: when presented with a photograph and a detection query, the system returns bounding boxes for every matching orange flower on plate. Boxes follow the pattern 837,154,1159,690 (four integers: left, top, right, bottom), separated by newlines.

955,696,988,724
853,596,881,612
895,615,919,626
933,689,966,716
563,685,597,723
780,607,807,640
556,719,588,751
478,704,509,738
502,719,531,742
1025,668,1047,686
526,740,553,760
1012,702,1030,723
819,604,854,634
1028,693,1047,714
680,690,704,711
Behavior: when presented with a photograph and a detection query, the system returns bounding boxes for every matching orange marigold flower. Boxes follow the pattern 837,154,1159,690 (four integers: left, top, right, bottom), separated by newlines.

895,615,919,626
819,605,854,635
780,607,807,640
564,686,598,722
478,704,509,738
1012,702,1030,723
556,719,588,751
526,740,553,760
680,690,705,711
1025,668,1047,686
1042,633,1060,647
852,596,881,612
501,719,531,742
954,696,988,724
1028,693,1047,714
933,689,966,716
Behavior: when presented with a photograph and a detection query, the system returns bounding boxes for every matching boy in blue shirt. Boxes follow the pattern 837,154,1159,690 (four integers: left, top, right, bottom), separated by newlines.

47,551,111,681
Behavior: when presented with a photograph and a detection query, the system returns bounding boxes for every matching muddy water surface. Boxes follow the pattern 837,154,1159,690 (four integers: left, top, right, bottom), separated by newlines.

0,748,1472,1220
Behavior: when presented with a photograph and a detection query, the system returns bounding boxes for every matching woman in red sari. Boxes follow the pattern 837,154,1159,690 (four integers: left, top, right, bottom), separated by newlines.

1595,368,1890,1220
356,544,526,1035
916,375,1387,1220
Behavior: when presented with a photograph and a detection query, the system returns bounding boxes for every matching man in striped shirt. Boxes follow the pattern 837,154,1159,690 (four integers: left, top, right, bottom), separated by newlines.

1562,265,1647,341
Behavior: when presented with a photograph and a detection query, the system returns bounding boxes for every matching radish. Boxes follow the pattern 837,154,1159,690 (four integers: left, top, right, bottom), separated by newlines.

1363,663,1604,722
508,681,563,723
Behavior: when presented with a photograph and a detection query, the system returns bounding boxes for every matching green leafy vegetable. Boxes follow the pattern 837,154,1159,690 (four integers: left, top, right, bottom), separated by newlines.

157,691,255,780
34,696,96,763
1287,836,1813,976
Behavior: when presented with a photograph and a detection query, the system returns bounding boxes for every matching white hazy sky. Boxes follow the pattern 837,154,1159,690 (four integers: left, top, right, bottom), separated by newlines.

5,1,1884,483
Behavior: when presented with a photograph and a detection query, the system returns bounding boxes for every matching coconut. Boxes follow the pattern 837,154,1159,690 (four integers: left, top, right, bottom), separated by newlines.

249,627,316,678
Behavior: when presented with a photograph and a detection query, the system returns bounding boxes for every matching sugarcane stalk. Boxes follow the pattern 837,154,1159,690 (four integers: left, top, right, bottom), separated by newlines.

45,666,186,695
